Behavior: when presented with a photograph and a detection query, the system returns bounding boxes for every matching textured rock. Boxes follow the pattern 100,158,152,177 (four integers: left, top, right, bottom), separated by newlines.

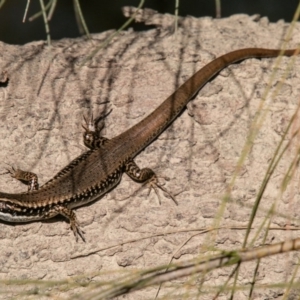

0,8,299,298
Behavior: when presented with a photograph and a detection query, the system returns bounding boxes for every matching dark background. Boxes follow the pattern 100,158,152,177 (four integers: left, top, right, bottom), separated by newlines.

0,0,299,45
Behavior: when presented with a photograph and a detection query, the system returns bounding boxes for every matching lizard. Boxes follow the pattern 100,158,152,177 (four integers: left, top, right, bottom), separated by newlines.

0,48,298,241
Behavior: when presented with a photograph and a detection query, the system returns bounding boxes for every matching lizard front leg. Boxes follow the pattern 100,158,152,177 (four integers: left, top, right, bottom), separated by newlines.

124,159,178,205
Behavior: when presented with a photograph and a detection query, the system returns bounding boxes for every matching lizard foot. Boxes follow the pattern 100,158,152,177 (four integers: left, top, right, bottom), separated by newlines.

70,219,86,243
56,206,86,242
82,111,111,149
143,175,178,206
82,109,113,134
82,113,96,133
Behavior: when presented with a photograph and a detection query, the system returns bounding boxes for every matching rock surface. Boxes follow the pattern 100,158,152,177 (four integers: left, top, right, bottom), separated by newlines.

0,8,300,299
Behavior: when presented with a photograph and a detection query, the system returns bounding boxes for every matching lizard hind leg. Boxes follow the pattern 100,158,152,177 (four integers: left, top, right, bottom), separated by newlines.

1,165,39,192
124,159,178,205
55,206,85,242
82,111,112,149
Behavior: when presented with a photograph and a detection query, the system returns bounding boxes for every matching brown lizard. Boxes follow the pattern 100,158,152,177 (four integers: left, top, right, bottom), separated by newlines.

0,48,297,241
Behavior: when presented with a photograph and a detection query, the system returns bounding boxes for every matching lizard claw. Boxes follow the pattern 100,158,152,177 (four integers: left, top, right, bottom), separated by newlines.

82,113,95,133
82,109,113,134
72,224,86,243
56,206,86,242
0,163,16,177
143,175,178,206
